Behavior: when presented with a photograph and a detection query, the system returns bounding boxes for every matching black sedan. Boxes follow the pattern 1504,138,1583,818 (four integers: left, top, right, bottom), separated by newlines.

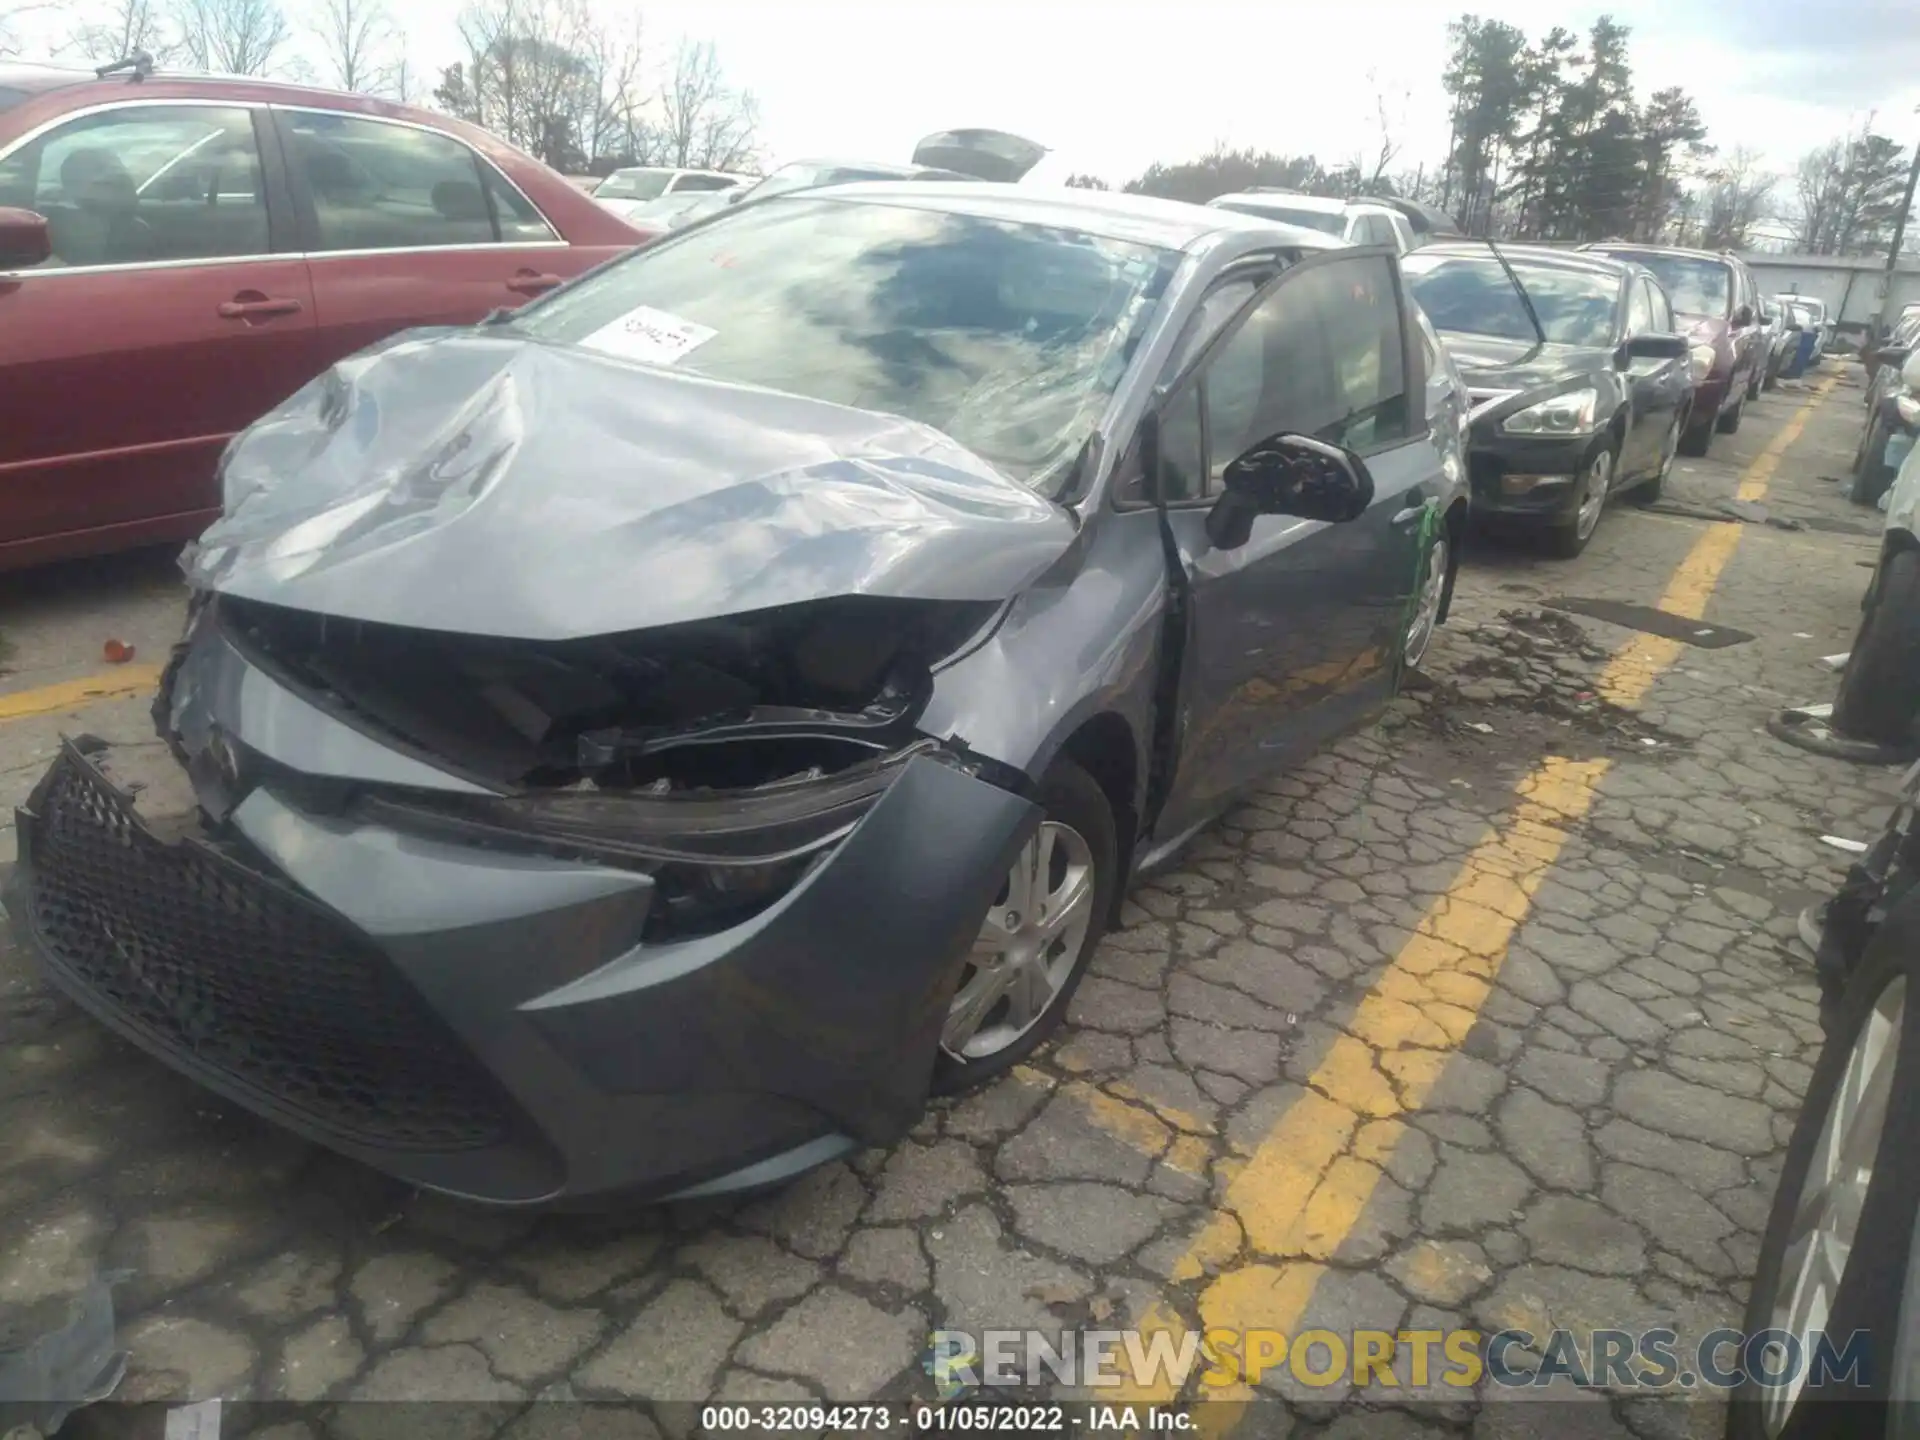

1404,243,1693,556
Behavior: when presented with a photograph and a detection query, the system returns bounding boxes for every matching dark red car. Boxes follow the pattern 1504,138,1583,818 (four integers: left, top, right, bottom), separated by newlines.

1583,243,1767,457
0,64,650,569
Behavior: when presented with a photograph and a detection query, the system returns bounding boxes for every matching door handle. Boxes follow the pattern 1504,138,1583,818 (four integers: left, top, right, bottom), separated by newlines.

1392,501,1434,528
507,272,562,296
217,295,302,320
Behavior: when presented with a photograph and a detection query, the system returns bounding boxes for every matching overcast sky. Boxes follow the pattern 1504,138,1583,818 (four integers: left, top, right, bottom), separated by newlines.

21,0,1920,184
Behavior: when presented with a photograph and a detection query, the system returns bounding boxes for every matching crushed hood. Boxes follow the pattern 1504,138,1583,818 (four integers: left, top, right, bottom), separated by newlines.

187,331,1078,641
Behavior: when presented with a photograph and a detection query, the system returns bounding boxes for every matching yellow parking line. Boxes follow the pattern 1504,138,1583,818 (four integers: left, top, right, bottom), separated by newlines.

1115,376,1840,1411
0,664,164,722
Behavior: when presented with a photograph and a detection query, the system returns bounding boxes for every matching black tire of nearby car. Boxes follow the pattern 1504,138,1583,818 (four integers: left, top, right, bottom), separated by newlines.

929,756,1117,1093
1680,413,1715,457
1764,357,1781,391
1747,362,1764,402
1833,550,1920,746
1718,396,1745,434
1630,414,1684,507
1850,413,1896,508
1545,439,1617,559
1724,889,1920,1440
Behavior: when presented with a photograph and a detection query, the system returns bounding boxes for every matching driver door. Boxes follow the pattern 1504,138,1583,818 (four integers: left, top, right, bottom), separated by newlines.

1151,250,1434,842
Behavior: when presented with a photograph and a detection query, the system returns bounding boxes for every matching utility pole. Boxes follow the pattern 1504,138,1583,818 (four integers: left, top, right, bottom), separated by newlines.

1874,106,1920,338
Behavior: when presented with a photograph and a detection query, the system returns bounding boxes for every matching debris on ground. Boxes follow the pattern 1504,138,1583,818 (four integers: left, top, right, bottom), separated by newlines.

0,1277,126,1438
1820,835,1870,854
101,639,135,664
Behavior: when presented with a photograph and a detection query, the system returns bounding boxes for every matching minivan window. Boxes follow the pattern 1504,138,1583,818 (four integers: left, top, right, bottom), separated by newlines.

515,196,1179,492
0,105,267,268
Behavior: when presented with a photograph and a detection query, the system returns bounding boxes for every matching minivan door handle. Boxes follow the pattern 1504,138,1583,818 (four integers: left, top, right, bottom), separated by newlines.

507,270,562,296
218,292,303,321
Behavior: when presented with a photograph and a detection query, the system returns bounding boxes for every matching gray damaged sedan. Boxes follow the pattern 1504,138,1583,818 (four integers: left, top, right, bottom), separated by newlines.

9,186,1467,1205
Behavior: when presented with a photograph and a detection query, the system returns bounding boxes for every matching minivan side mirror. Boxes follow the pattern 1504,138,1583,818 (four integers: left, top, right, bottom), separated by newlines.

1625,332,1688,361
0,208,51,270
1206,432,1374,549
1733,303,1754,327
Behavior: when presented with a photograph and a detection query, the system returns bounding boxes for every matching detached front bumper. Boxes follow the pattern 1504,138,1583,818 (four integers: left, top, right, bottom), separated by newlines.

8,649,1037,1206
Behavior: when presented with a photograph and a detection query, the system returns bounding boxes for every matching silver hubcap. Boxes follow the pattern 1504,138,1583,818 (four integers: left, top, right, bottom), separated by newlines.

1576,449,1613,539
1404,535,1447,669
943,821,1096,1061
1762,975,1906,1436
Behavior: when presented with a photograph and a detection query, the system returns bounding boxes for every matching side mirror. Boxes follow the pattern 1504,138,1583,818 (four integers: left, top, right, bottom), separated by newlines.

1733,304,1754,327
1878,344,1913,374
0,207,51,269
1625,332,1688,361
1206,432,1374,549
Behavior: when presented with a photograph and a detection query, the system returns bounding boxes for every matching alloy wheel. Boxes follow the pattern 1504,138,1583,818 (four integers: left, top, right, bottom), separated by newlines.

1576,449,1613,540
1762,975,1907,1436
943,821,1097,1061
1403,534,1448,670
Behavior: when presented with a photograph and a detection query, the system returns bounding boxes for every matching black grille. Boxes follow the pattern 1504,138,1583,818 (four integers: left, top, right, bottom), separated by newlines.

23,749,513,1151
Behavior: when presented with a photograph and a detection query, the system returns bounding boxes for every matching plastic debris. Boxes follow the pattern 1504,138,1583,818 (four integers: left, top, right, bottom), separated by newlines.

1467,721,1495,734
1820,653,1851,671
1821,835,1870,854
0,1276,126,1438
101,639,135,664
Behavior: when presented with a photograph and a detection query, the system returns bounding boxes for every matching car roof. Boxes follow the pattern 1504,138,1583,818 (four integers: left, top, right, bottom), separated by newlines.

798,182,1349,252
1211,190,1348,215
0,62,94,96
1586,241,1737,266
1414,241,1633,282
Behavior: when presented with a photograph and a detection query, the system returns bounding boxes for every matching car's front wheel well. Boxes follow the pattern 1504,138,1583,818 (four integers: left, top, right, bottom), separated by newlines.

1060,713,1139,916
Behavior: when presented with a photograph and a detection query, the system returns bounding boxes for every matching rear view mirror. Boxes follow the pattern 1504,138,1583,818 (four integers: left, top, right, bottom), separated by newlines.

0,207,50,269
1626,333,1688,361
1207,432,1374,549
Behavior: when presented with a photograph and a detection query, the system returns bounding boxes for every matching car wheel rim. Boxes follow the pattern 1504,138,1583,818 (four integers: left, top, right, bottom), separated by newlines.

1404,535,1447,669
1576,450,1612,540
1762,974,1906,1437
943,820,1096,1061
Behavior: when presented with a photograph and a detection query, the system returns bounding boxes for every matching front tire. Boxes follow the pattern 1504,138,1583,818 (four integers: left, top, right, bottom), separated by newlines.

1726,893,1919,1439
1680,412,1714,456
1833,549,1920,745
932,756,1117,1092
1546,442,1614,558
1850,413,1896,508
1718,396,1745,434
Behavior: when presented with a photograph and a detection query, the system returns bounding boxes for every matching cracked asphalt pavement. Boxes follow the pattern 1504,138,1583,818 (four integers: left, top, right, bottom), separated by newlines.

0,371,1906,1438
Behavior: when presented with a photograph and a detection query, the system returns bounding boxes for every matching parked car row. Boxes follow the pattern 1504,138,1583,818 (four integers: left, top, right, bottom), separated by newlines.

590,164,754,226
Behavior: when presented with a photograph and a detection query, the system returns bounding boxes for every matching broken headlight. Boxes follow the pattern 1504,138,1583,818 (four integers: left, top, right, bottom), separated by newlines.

361,739,952,939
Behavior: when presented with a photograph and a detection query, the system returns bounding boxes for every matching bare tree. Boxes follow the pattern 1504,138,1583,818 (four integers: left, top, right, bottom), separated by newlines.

71,0,167,61
657,38,758,171
1795,139,1847,252
0,0,52,57
308,0,396,93
173,0,290,74
1697,147,1777,251
452,0,645,169
1354,71,1405,196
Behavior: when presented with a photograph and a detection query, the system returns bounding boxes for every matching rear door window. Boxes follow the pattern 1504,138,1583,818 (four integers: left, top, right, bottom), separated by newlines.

281,110,552,251
0,105,269,268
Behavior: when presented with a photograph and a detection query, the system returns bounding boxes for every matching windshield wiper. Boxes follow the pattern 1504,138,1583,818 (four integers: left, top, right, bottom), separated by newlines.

1480,238,1547,352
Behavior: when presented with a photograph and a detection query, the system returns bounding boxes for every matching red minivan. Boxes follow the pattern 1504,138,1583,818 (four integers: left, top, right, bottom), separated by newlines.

0,63,652,569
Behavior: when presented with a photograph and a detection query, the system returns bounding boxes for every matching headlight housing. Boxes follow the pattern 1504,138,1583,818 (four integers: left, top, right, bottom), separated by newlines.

1501,388,1600,437
1688,345,1718,383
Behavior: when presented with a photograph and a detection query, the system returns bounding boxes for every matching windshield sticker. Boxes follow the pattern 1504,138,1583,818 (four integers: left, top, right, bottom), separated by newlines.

579,307,717,366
